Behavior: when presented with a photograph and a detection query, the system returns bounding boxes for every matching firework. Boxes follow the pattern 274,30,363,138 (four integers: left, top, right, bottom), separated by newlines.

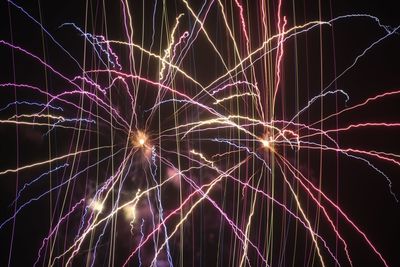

0,1,399,266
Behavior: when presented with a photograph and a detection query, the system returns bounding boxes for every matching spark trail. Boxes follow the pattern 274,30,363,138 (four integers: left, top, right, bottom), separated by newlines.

0,1,399,266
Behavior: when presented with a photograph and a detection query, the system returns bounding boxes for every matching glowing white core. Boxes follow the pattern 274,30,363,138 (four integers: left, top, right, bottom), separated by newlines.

262,139,270,148
90,200,104,212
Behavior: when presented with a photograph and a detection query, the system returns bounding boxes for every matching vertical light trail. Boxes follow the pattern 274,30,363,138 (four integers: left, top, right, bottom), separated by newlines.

0,1,399,266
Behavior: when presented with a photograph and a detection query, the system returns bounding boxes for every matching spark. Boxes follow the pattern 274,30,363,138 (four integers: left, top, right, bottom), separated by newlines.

130,131,149,149
261,139,270,148
89,199,104,213
0,146,112,176
1,2,398,267
123,204,137,222
190,149,214,167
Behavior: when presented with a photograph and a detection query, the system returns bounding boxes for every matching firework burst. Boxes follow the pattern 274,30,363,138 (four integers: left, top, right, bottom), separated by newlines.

0,1,399,266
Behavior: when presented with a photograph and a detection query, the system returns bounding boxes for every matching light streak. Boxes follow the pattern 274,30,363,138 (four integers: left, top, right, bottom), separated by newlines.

0,146,112,176
213,92,258,105
190,149,214,167
89,199,104,213
1,2,398,267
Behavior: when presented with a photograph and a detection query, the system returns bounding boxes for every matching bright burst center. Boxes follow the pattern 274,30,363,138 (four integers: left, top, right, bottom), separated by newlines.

89,199,104,213
131,130,149,149
139,138,145,146
262,139,270,148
